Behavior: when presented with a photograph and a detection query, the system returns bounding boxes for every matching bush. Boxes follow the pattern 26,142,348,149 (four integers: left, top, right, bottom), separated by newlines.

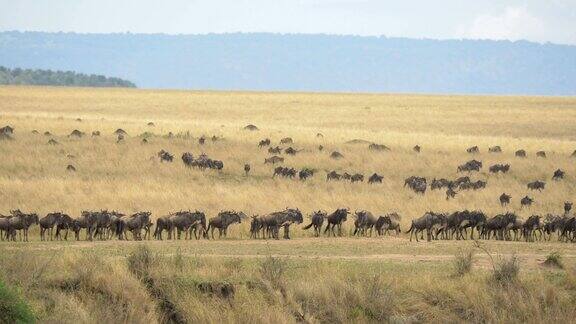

453,249,474,276
543,252,564,269
259,256,288,290
493,255,520,284
127,245,155,279
0,279,35,323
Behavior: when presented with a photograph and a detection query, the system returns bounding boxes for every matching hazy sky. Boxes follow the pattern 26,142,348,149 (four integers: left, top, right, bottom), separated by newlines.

1,0,575,44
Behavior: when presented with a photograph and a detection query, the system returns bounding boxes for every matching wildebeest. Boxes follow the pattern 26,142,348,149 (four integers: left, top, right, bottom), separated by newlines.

280,137,293,144
523,215,542,242
375,213,401,236
318,145,324,151
323,208,350,237
413,145,421,153
198,137,206,145
302,210,326,237
458,160,482,172
521,196,534,208
489,164,510,174
273,166,296,178
326,170,341,181
352,210,378,236
182,152,194,166
466,146,479,154
515,149,527,158
159,211,207,240
489,146,502,153
260,208,303,239
299,168,314,180
565,202,572,214
258,138,271,147
406,212,446,242
552,169,565,181
500,193,511,206
158,150,174,162
368,143,390,151
207,211,246,239
66,164,76,172
6,210,39,242
268,146,282,154
481,213,518,240
527,180,545,191
39,212,69,241
446,187,457,200
404,176,427,194
430,178,452,190
244,164,251,176
249,215,263,239
536,151,546,158
244,124,259,131
458,180,486,191
69,129,84,138
264,156,284,164
284,147,299,155
350,173,364,183
446,210,486,240
330,151,344,159
116,212,152,240
48,139,59,145
368,173,383,184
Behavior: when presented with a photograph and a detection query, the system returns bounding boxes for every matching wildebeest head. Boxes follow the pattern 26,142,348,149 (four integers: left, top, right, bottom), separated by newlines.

564,202,572,214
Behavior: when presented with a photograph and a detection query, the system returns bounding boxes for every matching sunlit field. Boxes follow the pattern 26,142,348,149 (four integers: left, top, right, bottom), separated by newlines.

1,86,576,323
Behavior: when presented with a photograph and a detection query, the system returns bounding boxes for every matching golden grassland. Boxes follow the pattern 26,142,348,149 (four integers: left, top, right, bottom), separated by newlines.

1,86,576,323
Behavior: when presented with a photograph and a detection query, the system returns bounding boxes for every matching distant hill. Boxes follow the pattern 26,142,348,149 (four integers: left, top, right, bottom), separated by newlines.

0,66,135,88
0,31,575,95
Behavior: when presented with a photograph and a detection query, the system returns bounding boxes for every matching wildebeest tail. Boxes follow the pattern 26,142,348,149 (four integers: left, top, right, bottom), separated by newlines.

302,222,313,230
405,221,414,234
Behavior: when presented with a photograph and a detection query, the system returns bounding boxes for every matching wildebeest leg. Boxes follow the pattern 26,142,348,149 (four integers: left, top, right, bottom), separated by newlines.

283,225,290,239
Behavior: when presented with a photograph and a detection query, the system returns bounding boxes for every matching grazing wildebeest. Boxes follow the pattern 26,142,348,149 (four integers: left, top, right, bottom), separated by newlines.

268,146,282,154
466,146,479,154
521,196,534,208
280,137,293,144
302,210,326,237
264,156,284,164
489,146,502,153
527,180,545,191
260,208,303,239
69,129,84,138
536,151,546,158
352,210,378,236
298,168,314,180
515,149,527,158
330,151,344,159
324,208,350,237
350,173,364,183
116,212,151,240
413,145,421,153
244,164,251,176
552,169,565,181
273,166,296,178
244,124,259,131
7,210,39,242
404,176,427,194
258,138,271,147
500,193,511,206
368,173,383,184
457,160,482,172
66,164,76,172
39,212,69,241
207,211,246,239
565,202,573,214
406,212,446,242
375,213,401,236
368,143,390,151
489,164,510,174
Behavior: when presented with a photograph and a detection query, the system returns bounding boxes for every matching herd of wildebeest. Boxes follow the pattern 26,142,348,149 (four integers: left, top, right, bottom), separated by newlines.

1,124,576,243
1,205,576,243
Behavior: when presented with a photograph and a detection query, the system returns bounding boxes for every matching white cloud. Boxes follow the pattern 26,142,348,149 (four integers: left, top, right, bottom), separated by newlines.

461,6,549,43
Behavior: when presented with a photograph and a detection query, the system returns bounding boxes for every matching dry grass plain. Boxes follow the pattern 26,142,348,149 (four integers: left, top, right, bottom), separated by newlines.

1,86,576,323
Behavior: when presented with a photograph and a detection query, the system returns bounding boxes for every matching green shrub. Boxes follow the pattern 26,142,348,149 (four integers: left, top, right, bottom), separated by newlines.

0,279,35,323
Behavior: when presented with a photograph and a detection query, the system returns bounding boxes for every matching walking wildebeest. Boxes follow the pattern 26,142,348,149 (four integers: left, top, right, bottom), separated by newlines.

515,149,527,158
280,137,293,144
457,160,482,172
116,212,151,240
6,210,39,242
258,138,271,147
565,202,573,214
207,211,246,239
413,145,421,153
404,176,427,194
326,170,341,181
323,208,350,237
39,212,69,241
299,168,314,180
268,146,282,154
260,208,303,239
489,164,510,174
368,143,390,151
489,146,502,153
352,210,378,236
527,180,545,191
536,151,546,158
521,196,534,208
302,210,326,237
244,164,251,176
375,213,401,236
406,212,446,242
264,156,284,164
466,146,479,154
